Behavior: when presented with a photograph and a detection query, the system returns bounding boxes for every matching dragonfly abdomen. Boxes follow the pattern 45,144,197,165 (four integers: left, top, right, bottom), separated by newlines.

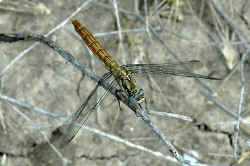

72,19,120,70
72,19,145,104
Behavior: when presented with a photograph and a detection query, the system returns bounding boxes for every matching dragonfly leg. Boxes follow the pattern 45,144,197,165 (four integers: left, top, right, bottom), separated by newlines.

115,89,123,110
144,98,149,112
115,89,139,116
135,104,143,117
144,98,150,114
76,73,85,98
110,96,122,133
134,99,150,118
115,91,122,111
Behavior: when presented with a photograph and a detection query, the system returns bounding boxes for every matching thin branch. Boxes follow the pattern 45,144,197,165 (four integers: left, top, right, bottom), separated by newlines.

210,1,249,160
234,49,247,159
112,0,126,64
149,110,193,122
5,102,69,164
210,0,250,50
0,33,187,165
112,0,123,42
0,94,177,164
0,93,63,119
144,0,152,38
0,0,93,77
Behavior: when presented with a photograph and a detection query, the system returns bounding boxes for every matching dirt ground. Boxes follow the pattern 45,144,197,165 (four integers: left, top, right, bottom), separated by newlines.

1,0,250,165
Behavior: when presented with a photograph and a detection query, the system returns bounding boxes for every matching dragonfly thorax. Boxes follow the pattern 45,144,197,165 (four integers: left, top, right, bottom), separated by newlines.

118,68,145,104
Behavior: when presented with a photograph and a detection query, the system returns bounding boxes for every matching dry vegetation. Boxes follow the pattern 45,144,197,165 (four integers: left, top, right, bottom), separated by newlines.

0,0,250,165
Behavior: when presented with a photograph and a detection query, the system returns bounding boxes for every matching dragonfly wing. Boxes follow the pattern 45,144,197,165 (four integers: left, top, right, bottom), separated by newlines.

58,72,114,147
123,60,220,80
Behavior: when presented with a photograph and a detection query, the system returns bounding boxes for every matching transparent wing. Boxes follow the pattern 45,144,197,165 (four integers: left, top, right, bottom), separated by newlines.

123,60,220,80
58,72,115,147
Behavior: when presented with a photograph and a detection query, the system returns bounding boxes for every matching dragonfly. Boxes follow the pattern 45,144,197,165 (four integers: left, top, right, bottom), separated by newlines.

57,19,220,147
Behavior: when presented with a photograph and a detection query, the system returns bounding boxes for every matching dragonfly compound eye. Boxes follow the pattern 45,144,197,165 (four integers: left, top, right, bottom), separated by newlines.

129,89,145,103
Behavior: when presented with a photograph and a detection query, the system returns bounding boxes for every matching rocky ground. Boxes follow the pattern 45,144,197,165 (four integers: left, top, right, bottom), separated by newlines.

0,0,250,165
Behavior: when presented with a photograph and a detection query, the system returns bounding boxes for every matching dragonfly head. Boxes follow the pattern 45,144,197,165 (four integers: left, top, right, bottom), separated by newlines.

129,88,145,104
